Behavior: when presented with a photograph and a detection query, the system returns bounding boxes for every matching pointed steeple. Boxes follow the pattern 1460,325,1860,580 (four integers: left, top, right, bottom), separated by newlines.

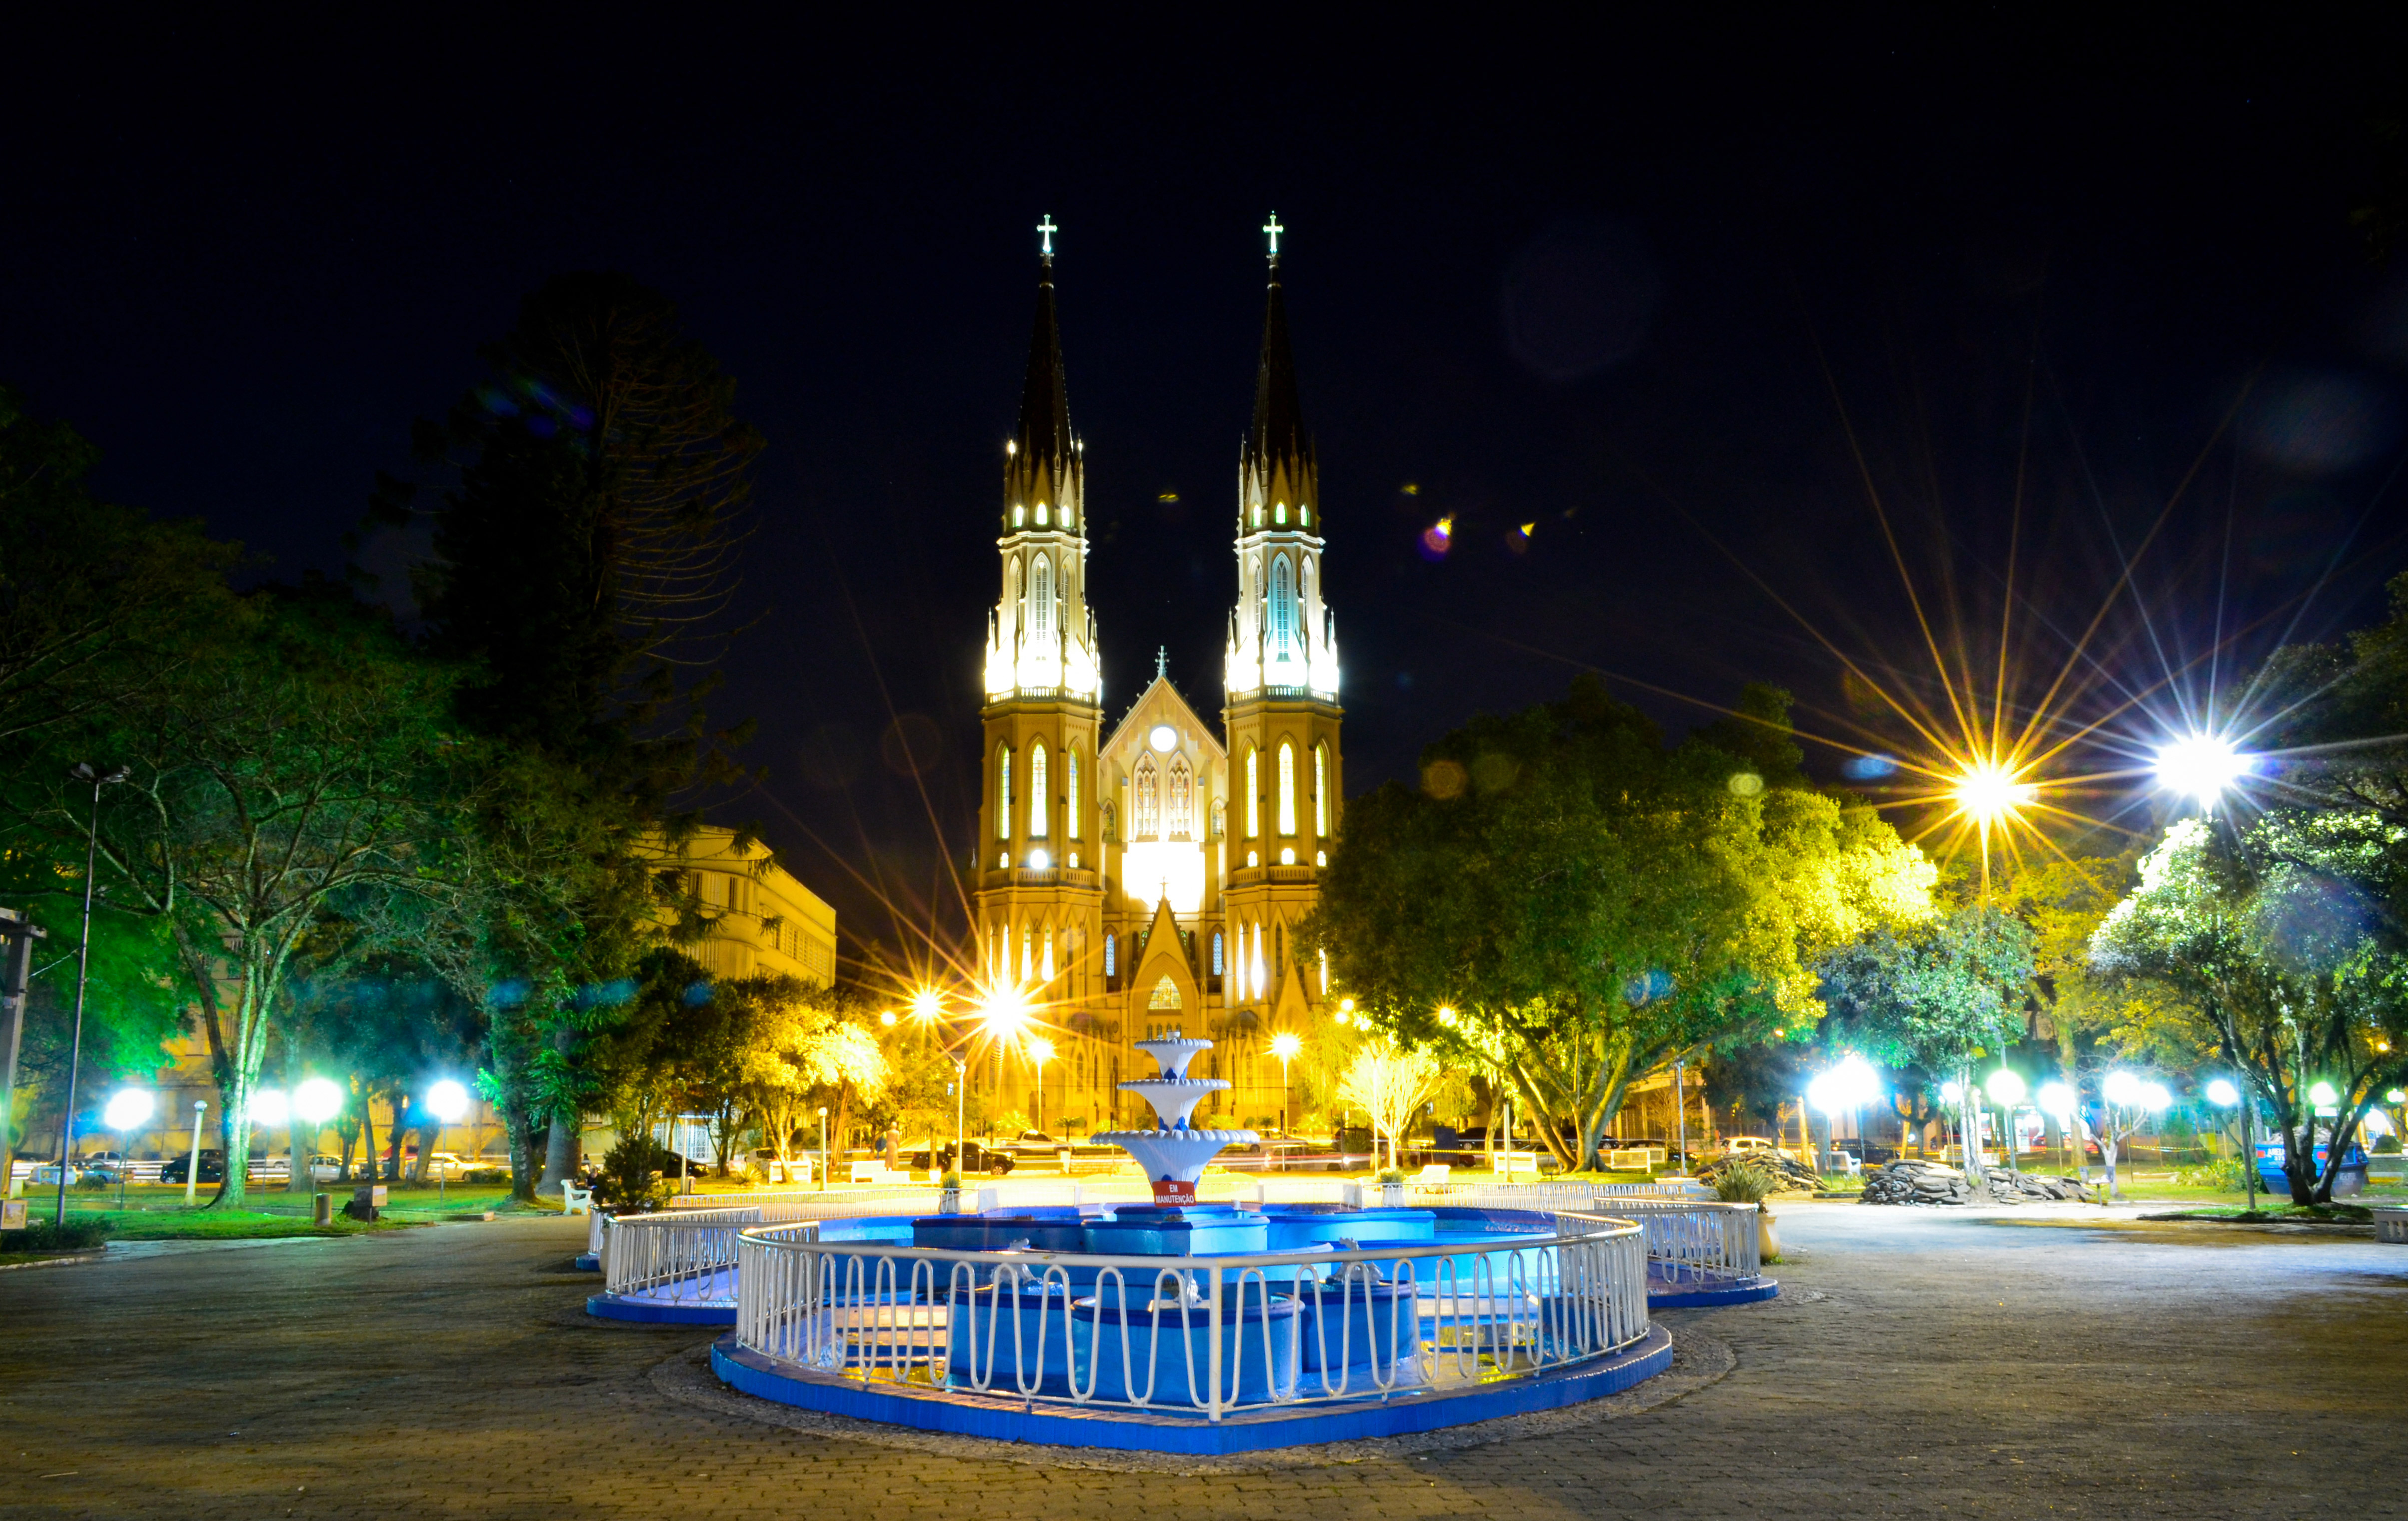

1014,261,1075,468
1246,269,1311,479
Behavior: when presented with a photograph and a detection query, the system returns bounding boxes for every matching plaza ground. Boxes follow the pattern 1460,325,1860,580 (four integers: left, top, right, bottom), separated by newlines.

1,1200,2403,1519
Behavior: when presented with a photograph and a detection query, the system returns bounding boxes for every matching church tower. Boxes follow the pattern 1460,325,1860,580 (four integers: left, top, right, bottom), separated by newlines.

1221,215,1343,1042
976,220,1106,1018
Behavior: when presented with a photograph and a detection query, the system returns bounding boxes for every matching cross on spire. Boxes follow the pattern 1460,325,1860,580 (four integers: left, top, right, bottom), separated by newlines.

1036,214,1057,260
1155,645,1168,678
1262,212,1284,260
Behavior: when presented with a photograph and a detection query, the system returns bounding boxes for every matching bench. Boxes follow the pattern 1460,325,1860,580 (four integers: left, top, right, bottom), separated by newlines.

850,1161,908,1185
1492,1151,1540,1178
1412,1163,1452,1189
2375,1205,2408,1244
559,1180,593,1216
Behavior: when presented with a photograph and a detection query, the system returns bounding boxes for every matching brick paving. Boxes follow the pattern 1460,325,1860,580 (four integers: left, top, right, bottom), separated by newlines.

1,1201,2403,1518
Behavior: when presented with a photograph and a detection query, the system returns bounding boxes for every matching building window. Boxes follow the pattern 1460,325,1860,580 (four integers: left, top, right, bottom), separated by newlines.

1042,929,1056,982
1250,924,1267,1001
1134,755,1159,839
996,746,1012,839
1278,743,1297,835
1104,933,1116,978
1269,555,1296,664
1021,926,1033,983
1030,743,1049,838
1245,747,1259,838
1068,747,1081,839
1167,757,1193,838
1315,743,1329,836
1032,554,1052,636
1149,976,1180,1011
1211,931,1224,976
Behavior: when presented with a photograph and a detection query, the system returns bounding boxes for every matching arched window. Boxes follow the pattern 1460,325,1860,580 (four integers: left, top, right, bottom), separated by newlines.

1008,559,1023,631
1211,931,1224,976
1167,758,1193,838
1314,743,1330,837
1029,743,1049,838
1020,925,1033,983
1150,976,1181,1012
1103,933,1116,978
1245,747,1259,838
1134,755,1159,839
1067,747,1081,839
1269,556,1296,664
1278,743,1297,836
1031,555,1052,637
1210,798,1226,839
1249,923,1267,1000
1041,928,1056,982
996,746,1012,840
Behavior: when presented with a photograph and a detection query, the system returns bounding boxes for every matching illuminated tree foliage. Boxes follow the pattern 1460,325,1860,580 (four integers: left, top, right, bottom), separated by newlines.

1309,676,1933,1171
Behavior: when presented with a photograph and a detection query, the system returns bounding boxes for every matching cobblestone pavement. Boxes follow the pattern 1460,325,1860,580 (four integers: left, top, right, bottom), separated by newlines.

2,1201,2403,1519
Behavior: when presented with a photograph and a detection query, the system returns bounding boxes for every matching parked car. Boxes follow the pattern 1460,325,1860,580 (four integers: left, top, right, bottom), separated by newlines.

417,1152,475,1180
159,1150,227,1185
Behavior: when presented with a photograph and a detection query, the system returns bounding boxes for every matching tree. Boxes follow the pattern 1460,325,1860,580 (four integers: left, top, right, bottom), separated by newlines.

32,590,469,1206
1819,899,2036,1191
1333,1043,1442,1172
2091,816,2408,1204
1309,675,1933,1170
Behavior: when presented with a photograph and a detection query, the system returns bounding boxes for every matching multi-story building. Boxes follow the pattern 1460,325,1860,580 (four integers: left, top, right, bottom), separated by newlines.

972,221,1342,1137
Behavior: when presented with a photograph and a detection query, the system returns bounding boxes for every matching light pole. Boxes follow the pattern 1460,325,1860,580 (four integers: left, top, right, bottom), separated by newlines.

1808,1054,1881,1177
251,1088,290,1200
2038,1081,2077,1181
54,762,130,1227
818,1105,829,1193
2206,1077,2251,1211
1269,1032,1301,1153
424,1080,469,1205
292,1078,343,1213
1984,1067,2028,1175
1028,1038,1055,1137
182,1100,207,1204
104,1089,151,1208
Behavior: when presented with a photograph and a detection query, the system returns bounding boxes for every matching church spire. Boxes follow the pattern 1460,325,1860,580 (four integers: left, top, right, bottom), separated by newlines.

1227,217,1337,702
987,218,1099,703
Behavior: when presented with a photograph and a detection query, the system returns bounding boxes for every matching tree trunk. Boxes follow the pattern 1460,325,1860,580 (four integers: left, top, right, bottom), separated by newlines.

384,1091,410,1184
538,1112,577,1197
361,1089,379,1188
503,1106,539,1205
284,1018,311,1195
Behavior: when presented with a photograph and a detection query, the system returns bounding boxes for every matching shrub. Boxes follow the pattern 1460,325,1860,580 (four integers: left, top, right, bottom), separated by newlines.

463,1167,509,1184
2374,1134,2402,1156
1710,1161,1778,1205
74,1171,111,1191
2174,1156,2247,1192
989,1109,1032,1138
8,1216,112,1252
1374,1168,1406,1185
594,1136,676,1210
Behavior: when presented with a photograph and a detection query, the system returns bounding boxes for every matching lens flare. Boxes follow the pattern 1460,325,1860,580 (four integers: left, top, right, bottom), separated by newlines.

2154,732,2250,812
1950,761,2037,828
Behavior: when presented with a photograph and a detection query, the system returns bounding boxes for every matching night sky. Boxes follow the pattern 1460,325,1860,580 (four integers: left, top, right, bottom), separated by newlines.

9,12,2408,966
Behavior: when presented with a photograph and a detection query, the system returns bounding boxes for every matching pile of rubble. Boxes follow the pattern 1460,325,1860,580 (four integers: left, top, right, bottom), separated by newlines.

1696,1150,1825,1193
1859,1158,2095,1206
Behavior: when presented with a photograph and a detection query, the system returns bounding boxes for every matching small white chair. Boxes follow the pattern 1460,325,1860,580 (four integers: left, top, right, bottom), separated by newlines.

560,1180,593,1216
1412,1163,1452,1189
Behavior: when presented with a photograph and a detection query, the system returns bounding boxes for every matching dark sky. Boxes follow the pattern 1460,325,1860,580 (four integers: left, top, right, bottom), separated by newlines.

9,11,2408,965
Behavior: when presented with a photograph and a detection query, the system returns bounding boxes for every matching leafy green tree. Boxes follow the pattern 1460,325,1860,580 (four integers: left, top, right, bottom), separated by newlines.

1309,676,1933,1170
1818,898,2035,1188
34,590,470,1206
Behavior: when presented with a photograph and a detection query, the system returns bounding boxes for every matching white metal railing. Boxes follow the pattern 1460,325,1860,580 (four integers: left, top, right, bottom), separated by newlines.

603,1207,763,1304
731,1210,1648,1423
1420,1185,1759,1279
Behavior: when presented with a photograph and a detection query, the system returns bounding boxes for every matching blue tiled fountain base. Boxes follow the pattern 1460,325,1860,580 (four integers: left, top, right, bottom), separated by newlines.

587,1265,739,1324
1646,1264,1778,1309
709,1324,1676,1454
574,1253,601,1272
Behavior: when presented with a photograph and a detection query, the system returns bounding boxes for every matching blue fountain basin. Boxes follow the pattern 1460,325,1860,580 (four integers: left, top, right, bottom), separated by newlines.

1071,1289,1300,1406
946,1280,1080,1394
1081,1204,1269,1258
1262,1203,1438,1252
1294,1276,1420,1373
912,1209,1090,1255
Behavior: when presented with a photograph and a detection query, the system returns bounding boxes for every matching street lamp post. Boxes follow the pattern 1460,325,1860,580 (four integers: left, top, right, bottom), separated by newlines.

104,1089,151,1208
2206,1076,2251,1211
292,1079,343,1214
53,762,131,1226
424,1080,469,1205
1984,1068,2028,1176
818,1106,829,1193
251,1088,290,1202
183,1100,207,1204
1269,1033,1301,1158
1028,1038,1055,1138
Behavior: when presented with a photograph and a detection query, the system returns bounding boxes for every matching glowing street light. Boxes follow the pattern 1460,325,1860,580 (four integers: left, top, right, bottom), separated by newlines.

2205,1078,2240,1107
1808,1054,1882,1172
251,1087,299,1197
291,1077,344,1207
1951,762,2036,829
2204,1076,2255,1210
425,1080,470,1202
911,987,944,1024
103,1088,152,1206
1269,1031,1302,1143
1028,1037,1056,1136
2154,733,2251,814
2038,1080,2078,1172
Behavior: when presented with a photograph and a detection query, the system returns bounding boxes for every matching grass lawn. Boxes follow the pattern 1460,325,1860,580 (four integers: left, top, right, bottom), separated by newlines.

6,1182,545,1244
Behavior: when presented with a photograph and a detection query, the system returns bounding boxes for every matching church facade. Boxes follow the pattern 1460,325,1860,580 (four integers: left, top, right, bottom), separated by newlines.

971,225,1342,1138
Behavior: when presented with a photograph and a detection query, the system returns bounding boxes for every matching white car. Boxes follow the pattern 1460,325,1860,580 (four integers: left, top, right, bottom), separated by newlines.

419,1152,475,1179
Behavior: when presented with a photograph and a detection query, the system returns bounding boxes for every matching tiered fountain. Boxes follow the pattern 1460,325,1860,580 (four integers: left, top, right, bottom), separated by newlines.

1092,1032,1255,1206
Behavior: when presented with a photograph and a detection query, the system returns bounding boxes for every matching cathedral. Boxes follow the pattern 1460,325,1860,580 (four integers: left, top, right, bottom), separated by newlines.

973,219,1342,1138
